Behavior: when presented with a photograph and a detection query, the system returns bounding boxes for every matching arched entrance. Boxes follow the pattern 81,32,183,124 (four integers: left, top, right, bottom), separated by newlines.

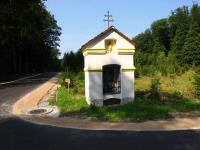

103,64,121,95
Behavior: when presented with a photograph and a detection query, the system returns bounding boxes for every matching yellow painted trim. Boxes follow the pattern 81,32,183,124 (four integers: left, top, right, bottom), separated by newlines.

83,49,107,56
118,48,135,55
83,48,106,53
84,68,102,72
84,67,136,72
84,48,106,51
118,49,135,52
118,48,135,50
118,52,135,55
83,48,136,56
86,48,105,50
122,67,136,72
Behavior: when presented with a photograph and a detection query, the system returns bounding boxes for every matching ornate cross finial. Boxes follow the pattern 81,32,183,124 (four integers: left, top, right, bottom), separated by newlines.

103,11,114,28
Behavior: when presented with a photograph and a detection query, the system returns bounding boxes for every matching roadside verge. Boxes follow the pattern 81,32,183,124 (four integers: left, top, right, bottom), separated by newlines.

12,75,59,115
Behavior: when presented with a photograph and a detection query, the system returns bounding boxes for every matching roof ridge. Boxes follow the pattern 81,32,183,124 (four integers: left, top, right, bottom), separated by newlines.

81,26,136,50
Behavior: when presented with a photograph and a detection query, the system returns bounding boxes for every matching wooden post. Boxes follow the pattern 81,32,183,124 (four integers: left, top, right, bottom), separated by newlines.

65,79,70,93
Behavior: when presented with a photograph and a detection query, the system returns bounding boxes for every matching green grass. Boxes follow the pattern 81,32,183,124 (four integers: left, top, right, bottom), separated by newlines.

50,87,88,113
51,70,200,122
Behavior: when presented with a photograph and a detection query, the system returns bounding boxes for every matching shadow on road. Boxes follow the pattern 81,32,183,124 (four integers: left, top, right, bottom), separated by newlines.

0,117,200,150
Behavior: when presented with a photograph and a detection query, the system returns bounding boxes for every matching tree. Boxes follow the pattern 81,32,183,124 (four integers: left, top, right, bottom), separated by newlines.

151,19,170,54
167,52,180,74
191,3,200,26
168,6,190,41
61,50,83,72
169,6,190,64
153,38,167,54
0,0,61,76
133,4,200,75
194,68,200,97
181,21,200,66
133,29,154,53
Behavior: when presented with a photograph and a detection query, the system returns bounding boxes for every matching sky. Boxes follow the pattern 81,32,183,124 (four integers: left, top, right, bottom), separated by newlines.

45,0,198,57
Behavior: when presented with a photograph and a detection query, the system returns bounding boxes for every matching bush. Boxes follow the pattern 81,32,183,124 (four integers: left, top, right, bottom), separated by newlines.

149,76,161,101
193,68,200,97
74,71,84,80
58,71,85,94
58,71,74,87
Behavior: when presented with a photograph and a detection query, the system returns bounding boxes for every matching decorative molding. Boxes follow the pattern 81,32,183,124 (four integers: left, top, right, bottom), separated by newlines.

118,52,135,55
118,48,135,55
84,68,102,72
84,67,136,72
84,48,106,51
122,67,136,72
83,49,107,56
83,48,135,56
118,48,135,50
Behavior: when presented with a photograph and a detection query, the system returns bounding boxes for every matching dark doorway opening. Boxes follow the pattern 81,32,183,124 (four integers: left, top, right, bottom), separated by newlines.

103,64,121,94
103,98,121,106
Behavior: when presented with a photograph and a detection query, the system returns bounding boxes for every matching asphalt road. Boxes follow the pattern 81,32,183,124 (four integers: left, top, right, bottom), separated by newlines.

0,117,200,150
0,73,57,117
0,72,200,150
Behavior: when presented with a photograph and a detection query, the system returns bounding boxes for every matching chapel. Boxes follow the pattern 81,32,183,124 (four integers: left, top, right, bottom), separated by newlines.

81,26,136,106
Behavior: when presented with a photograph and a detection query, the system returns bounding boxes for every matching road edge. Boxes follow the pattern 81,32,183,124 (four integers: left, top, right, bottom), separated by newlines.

12,74,59,115
0,73,42,85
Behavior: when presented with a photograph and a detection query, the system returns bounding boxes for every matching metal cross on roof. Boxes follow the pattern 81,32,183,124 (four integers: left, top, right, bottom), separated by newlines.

103,11,114,28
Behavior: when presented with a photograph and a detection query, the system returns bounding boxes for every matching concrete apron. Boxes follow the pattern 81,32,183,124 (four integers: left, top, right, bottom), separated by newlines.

23,115,200,131
12,76,59,116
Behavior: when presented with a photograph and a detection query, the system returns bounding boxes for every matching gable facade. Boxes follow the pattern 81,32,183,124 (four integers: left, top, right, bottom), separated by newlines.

82,26,136,106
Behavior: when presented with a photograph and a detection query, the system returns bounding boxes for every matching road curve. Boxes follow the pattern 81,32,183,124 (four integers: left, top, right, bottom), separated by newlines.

0,73,58,118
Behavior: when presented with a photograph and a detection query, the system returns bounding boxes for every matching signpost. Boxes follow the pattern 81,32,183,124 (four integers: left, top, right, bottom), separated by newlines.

65,79,70,93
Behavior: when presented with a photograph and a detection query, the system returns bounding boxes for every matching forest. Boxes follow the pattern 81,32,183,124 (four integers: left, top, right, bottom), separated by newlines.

134,4,200,76
0,0,61,78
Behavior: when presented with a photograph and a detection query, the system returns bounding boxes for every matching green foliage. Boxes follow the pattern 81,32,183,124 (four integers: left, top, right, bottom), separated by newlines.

149,76,161,101
193,68,200,97
151,19,170,54
51,71,200,121
134,4,200,76
182,21,200,66
133,29,154,53
61,50,84,72
169,6,190,55
50,87,88,113
58,71,74,87
59,71,85,95
135,51,181,77
155,52,168,76
167,52,180,74
0,0,61,75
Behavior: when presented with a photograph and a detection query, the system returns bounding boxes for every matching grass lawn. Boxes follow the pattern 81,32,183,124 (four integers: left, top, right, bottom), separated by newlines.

51,70,200,122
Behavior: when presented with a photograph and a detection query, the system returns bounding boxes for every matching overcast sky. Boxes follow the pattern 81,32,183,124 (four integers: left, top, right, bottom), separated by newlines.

45,0,197,57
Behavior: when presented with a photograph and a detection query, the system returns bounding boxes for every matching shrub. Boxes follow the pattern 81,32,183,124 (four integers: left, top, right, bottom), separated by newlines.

59,71,74,87
193,68,200,97
75,71,84,80
149,76,161,101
